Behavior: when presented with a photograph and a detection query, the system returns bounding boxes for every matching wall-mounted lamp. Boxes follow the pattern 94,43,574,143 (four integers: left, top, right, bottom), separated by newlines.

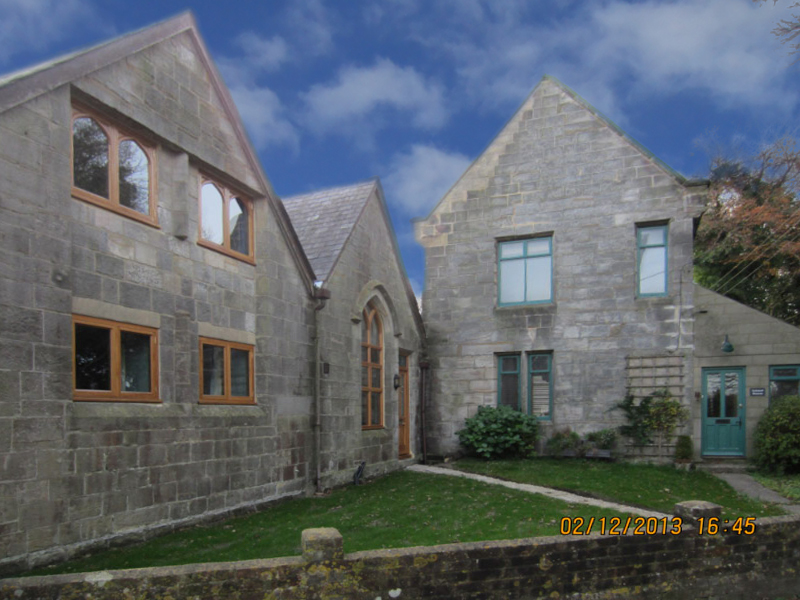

393,374,401,390
721,335,734,353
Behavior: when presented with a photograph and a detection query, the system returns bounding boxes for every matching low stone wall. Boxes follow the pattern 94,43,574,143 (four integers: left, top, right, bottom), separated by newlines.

3,513,800,600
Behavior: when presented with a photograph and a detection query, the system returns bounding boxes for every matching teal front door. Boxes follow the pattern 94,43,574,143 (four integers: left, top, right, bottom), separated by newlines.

702,368,746,456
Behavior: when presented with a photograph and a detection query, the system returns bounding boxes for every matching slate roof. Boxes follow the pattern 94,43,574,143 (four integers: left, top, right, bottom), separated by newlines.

282,179,377,281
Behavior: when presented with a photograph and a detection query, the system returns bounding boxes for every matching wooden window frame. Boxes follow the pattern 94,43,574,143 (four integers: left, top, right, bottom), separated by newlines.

497,353,521,410
497,236,553,306
71,106,159,227
72,315,160,403
636,223,669,297
199,337,255,405
528,352,553,420
361,304,384,429
198,177,255,264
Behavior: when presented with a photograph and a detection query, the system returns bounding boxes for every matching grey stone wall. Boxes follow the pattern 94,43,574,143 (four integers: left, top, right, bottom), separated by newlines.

317,191,423,488
0,34,315,570
415,77,706,457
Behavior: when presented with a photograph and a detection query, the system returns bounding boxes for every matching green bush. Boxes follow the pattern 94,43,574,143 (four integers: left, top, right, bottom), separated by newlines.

616,390,689,446
753,396,800,474
457,405,539,460
545,428,585,456
675,435,693,461
585,428,618,450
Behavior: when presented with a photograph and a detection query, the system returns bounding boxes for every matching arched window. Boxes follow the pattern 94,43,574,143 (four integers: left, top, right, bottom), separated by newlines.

361,302,383,429
199,179,253,262
71,108,157,226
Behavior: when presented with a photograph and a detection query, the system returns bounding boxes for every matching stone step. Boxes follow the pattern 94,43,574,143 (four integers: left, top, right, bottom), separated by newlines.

696,459,749,473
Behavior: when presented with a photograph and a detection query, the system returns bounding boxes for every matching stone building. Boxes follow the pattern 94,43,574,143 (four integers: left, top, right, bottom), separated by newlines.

414,75,800,460
0,14,422,571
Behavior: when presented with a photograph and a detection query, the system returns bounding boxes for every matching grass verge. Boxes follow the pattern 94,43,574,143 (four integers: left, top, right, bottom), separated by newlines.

454,458,786,518
751,472,800,502
23,470,628,577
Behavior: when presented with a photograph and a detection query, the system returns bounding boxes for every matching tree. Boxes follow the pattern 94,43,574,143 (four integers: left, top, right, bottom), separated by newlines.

694,137,800,326
754,0,800,58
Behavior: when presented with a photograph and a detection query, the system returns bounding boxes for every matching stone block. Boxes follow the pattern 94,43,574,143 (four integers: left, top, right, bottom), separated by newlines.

301,527,344,563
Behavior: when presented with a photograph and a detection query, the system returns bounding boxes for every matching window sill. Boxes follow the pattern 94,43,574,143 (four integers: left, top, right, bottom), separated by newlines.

73,396,161,403
198,239,256,265
72,189,159,228
199,397,256,406
495,302,556,313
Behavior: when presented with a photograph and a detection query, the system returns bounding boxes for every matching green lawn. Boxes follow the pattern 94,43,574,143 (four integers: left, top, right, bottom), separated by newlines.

454,458,786,518
24,470,628,577
752,472,800,502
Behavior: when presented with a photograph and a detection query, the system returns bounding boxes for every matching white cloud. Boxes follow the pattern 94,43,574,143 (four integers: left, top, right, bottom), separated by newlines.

419,0,797,117
303,58,449,138
233,32,288,73
228,84,299,151
383,144,472,216
0,0,103,64
284,0,335,56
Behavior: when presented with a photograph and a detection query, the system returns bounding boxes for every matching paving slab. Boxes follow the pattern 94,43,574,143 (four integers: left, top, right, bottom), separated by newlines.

715,472,800,514
408,464,668,518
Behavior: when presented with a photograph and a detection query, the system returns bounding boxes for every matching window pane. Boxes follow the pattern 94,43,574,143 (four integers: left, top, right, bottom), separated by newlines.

370,392,381,425
371,348,380,363
118,140,150,214
202,344,225,396
706,374,721,418
361,319,368,344
201,183,225,245
500,373,519,408
230,348,250,397
526,255,552,302
771,380,799,400
531,373,550,416
120,331,151,392
500,259,525,304
229,198,249,255
724,373,739,417
75,324,111,390
500,241,524,259
399,354,407,368
361,346,368,362
773,367,798,378
501,356,518,372
640,227,665,246
372,367,381,389
531,355,549,371
361,391,369,426
73,117,109,198
370,316,380,346
526,238,550,256
362,365,369,387
639,247,666,295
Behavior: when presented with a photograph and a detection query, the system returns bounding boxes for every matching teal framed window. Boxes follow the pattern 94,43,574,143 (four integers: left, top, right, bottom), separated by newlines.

528,353,553,419
636,224,668,297
497,354,521,409
770,365,800,403
498,237,553,306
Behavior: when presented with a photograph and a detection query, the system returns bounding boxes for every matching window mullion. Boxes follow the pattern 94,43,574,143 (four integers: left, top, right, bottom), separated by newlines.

111,326,121,398
108,126,120,206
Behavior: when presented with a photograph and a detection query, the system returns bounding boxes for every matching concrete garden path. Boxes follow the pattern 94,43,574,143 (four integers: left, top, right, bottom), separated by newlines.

715,472,800,514
408,464,669,518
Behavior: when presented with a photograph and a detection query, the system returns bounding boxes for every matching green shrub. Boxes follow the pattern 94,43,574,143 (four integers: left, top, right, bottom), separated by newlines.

753,396,800,474
457,405,539,460
546,428,585,456
585,428,618,450
616,390,689,446
675,435,693,461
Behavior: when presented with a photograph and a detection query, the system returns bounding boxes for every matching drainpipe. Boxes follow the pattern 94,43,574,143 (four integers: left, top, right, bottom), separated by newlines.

419,360,430,464
312,283,331,494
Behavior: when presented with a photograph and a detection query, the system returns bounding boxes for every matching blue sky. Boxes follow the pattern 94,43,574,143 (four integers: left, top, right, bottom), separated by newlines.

1,0,798,296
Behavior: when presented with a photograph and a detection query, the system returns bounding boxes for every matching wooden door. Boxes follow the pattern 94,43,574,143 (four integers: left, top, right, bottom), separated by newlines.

398,353,410,458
